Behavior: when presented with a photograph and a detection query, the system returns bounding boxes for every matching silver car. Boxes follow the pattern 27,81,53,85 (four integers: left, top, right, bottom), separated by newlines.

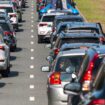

0,27,10,77
42,49,86,105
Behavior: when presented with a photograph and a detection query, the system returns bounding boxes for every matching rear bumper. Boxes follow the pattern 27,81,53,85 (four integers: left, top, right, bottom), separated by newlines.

47,85,67,105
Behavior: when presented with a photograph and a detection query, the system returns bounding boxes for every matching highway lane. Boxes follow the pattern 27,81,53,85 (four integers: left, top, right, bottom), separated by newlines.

0,0,48,105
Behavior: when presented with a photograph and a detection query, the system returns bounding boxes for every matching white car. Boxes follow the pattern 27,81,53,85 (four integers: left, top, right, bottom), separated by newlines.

37,12,64,43
0,4,18,30
0,27,10,77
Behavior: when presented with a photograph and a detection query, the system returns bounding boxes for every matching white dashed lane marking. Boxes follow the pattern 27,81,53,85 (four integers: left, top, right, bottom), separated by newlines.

30,56,34,60
30,48,34,52
30,74,34,79
30,85,35,89
30,41,34,45
30,65,34,69
29,96,35,101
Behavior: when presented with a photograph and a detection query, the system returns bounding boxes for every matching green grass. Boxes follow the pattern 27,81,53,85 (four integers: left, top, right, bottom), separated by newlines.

75,0,105,24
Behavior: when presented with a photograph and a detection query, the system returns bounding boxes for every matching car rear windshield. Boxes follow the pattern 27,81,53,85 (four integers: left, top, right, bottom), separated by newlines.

56,18,83,26
55,55,84,72
57,38,99,48
0,22,10,31
0,7,13,13
42,15,55,22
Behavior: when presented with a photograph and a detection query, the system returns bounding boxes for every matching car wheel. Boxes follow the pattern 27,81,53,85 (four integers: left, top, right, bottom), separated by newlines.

38,36,42,43
1,67,10,77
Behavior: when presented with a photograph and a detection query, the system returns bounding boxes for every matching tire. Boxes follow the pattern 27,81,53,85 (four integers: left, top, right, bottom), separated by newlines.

1,67,10,77
38,36,42,43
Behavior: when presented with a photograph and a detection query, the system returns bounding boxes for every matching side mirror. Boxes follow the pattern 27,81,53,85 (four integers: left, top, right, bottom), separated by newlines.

45,44,51,49
64,82,81,95
41,66,50,72
46,56,53,63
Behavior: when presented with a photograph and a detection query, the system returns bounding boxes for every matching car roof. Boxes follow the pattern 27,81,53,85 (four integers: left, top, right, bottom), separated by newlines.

60,43,100,51
55,15,83,20
58,48,86,57
43,12,65,16
58,32,100,38
57,22,99,29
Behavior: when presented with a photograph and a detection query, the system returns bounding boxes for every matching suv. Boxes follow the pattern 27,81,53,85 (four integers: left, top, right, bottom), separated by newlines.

50,32,102,59
37,12,64,43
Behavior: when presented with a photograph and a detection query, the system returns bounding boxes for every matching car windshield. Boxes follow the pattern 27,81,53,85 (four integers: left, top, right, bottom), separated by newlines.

55,55,84,72
42,15,55,22
0,22,10,31
0,7,13,13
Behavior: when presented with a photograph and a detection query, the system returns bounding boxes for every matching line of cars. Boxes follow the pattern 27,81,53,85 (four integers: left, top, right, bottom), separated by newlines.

0,0,26,77
36,0,105,105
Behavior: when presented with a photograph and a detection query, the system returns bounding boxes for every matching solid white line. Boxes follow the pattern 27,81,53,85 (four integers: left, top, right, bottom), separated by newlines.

30,74,34,78
29,96,35,101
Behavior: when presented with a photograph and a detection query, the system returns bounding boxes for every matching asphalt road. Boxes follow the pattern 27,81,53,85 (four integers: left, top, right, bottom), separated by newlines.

0,0,48,105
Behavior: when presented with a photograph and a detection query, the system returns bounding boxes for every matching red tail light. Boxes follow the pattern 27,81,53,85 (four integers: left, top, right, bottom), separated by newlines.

49,72,61,85
82,53,99,82
89,99,105,105
4,31,12,35
0,46,5,50
99,37,105,43
54,48,60,55
39,23,47,27
52,27,55,32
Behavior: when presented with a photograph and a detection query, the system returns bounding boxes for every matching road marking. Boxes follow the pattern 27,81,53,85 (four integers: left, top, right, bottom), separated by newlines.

31,29,34,32
31,16,34,19
31,20,34,23
30,85,35,89
31,35,34,38
30,65,34,69
31,25,34,27
30,48,34,52
30,56,34,60
30,74,34,78
30,41,34,45
29,96,35,101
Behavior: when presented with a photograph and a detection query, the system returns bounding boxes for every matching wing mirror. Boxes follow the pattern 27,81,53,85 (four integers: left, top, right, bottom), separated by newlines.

64,82,81,95
41,66,50,72
46,56,53,63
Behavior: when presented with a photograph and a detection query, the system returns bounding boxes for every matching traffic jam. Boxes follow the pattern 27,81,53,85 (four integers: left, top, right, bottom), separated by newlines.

37,0,105,105
0,0,105,105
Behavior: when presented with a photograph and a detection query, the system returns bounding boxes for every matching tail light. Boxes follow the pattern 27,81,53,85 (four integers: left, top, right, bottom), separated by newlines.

4,31,12,35
99,37,105,43
89,99,105,105
0,46,5,50
52,27,55,32
54,48,60,55
39,23,47,27
49,72,61,85
82,53,99,91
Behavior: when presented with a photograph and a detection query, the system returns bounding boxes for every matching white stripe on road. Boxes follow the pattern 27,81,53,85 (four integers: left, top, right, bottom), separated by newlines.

30,65,34,69
30,85,35,89
30,74,34,79
30,56,34,60
30,49,34,52
29,96,35,101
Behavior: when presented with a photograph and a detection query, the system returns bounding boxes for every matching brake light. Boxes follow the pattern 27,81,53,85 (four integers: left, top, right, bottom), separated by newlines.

49,72,61,85
52,27,55,32
89,99,105,105
0,46,5,50
82,53,99,91
4,31,12,35
99,37,105,43
54,48,60,55
39,23,47,27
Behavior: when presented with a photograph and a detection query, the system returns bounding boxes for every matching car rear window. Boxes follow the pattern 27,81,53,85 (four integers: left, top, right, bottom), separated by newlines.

56,18,83,26
0,7,13,13
55,55,84,72
57,38,99,48
42,15,55,22
0,22,10,31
